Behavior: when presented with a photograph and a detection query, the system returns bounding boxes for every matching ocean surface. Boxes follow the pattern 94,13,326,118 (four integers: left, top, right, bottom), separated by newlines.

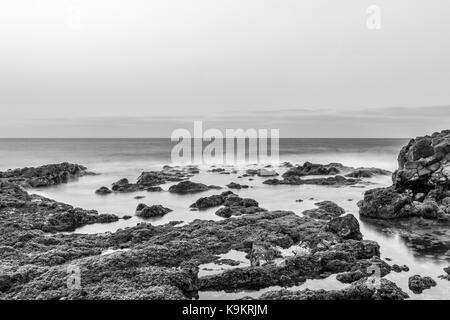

1,138,449,300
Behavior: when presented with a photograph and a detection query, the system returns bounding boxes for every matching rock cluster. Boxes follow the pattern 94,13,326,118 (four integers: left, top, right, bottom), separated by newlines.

408,275,437,294
359,130,450,220
0,163,92,188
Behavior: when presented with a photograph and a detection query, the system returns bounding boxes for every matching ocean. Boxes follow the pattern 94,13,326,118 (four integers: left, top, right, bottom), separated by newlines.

1,138,449,300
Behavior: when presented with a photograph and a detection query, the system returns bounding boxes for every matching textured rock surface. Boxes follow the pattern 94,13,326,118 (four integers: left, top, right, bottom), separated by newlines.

302,201,345,221
168,181,219,194
256,278,408,300
408,275,437,294
135,204,172,218
359,130,450,220
0,163,92,188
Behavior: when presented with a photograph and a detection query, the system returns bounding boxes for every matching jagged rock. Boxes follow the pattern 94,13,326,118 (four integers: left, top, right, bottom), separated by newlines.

302,201,345,221
189,191,235,210
257,278,408,300
359,130,450,220
408,275,437,294
95,186,112,195
263,175,361,186
325,214,363,240
136,204,172,218
0,163,93,188
336,270,366,283
346,168,391,178
391,264,409,272
282,162,347,178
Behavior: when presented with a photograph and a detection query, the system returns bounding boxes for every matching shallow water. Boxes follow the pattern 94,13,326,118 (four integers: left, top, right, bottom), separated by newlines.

1,138,449,299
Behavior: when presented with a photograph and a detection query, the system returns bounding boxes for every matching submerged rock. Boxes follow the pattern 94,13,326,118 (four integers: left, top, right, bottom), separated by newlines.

346,168,391,178
408,275,437,294
264,175,361,186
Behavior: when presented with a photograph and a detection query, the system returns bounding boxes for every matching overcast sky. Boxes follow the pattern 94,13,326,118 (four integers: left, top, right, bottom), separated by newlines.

0,0,449,137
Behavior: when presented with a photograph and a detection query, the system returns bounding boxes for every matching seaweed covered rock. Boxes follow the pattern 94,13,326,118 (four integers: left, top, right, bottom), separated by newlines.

168,181,217,194
408,275,437,294
282,162,347,178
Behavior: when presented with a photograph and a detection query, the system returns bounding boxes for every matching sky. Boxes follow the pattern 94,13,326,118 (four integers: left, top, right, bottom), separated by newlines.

0,0,449,137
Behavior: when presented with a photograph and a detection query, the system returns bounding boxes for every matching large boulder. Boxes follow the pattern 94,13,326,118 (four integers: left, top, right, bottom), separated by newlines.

325,214,363,240
359,130,450,220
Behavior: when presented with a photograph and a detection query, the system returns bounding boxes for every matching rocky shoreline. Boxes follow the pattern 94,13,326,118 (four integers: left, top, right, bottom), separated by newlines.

0,130,449,300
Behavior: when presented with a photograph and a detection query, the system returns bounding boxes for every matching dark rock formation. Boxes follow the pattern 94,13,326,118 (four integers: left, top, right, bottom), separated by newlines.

136,204,172,218
359,130,450,220
190,191,235,210
408,275,437,294
336,270,366,283
95,186,112,195
346,168,391,178
214,195,266,218
0,163,93,188
325,214,363,240
391,264,409,272
226,182,249,189
0,181,119,233
257,278,408,300
302,201,345,221
168,181,216,194
282,162,348,178
263,175,361,186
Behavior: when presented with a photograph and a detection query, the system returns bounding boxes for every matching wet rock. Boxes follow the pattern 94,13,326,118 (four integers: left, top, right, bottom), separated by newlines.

325,214,363,240
282,162,347,178
168,181,211,194
95,186,112,195
391,264,409,273
408,275,437,294
258,278,408,300
136,204,172,218
215,195,266,218
359,130,450,220
190,191,235,210
336,270,366,284
0,163,93,188
263,175,361,186
346,168,391,178
302,201,345,221
226,182,249,189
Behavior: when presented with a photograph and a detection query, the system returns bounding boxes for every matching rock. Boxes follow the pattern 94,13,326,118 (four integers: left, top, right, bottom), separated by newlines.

325,214,363,240
0,163,93,188
302,201,345,221
392,264,409,272
134,196,145,199
359,130,450,220
168,181,210,194
190,191,235,210
214,195,265,218
226,182,249,189
95,186,112,195
257,278,408,300
136,204,172,218
408,275,437,294
263,175,361,186
346,168,391,178
336,270,366,284
282,162,347,178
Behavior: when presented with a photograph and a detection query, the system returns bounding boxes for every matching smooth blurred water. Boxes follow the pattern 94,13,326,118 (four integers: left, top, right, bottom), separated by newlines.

1,138,449,299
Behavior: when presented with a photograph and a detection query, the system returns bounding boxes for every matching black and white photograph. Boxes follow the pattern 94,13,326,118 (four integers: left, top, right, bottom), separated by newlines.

0,0,450,309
